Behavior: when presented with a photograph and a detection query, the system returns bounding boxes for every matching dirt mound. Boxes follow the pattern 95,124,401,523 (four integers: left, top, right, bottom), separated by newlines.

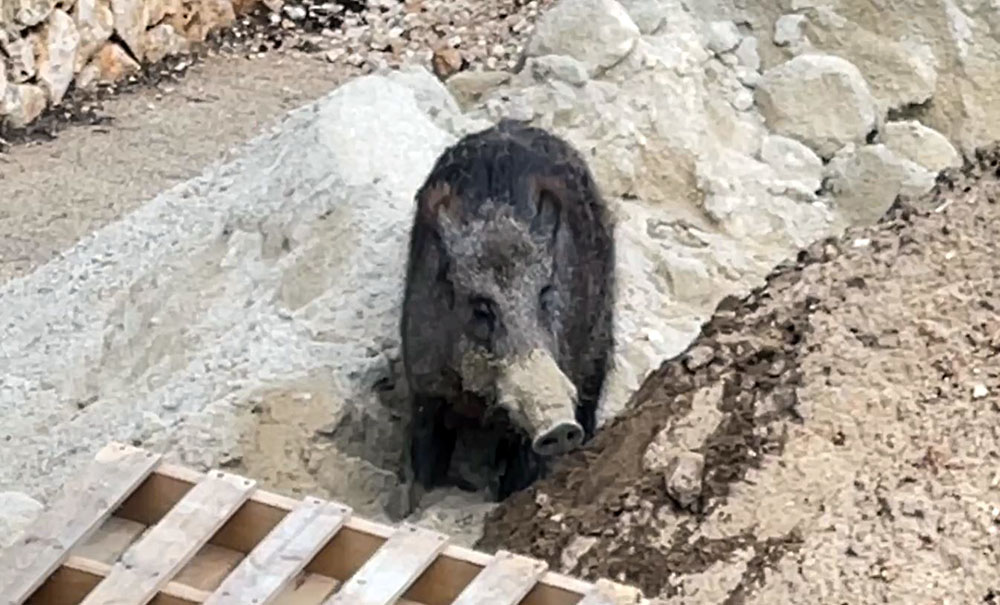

477,144,1000,602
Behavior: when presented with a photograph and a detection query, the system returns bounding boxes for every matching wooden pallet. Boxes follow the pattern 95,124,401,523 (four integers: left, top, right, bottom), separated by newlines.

0,443,648,605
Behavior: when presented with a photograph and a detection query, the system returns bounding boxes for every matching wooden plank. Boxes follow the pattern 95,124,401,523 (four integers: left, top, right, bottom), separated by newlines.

451,550,549,605
27,556,210,605
79,471,256,605
0,443,161,605
115,464,604,605
173,543,245,591
205,497,351,605
322,523,449,605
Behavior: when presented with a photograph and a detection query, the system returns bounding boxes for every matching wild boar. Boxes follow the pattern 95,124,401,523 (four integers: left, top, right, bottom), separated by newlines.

401,118,615,500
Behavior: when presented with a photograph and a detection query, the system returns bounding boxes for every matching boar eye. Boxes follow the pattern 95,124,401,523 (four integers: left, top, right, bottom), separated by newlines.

469,296,495,341
539,285,555,314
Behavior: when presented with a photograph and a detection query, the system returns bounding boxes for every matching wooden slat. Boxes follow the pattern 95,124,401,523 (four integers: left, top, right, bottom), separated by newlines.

451,549,548,605
79,471,256,605
205,497,351,605
0,443,161,605
111,463,608,605
322,523,449,605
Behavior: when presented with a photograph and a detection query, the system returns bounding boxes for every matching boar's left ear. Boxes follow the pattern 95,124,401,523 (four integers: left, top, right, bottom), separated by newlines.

419,181,460,226
530,180,562,242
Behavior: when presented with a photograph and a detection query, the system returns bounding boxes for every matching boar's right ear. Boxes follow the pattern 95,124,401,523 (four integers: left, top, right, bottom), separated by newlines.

418,181,460,226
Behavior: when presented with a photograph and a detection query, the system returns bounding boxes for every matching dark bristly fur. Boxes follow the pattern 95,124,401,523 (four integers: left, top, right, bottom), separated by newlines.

401,119,616,501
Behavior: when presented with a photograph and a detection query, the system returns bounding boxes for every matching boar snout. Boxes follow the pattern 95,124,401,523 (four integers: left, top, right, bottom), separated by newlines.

532,420,584,457
497,347,583,457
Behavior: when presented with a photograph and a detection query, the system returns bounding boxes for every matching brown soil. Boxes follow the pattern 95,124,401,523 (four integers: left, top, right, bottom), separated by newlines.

478,145,1000,603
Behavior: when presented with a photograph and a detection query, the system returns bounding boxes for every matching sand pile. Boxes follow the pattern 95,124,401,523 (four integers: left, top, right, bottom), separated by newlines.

478,144,1000,603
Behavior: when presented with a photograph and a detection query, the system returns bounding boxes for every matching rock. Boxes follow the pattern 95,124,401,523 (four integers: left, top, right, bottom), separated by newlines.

760,134,823,194
773,13,807,48
36,9,81,104
664,451,704,509
756,54,880,158
705,20,740,54
76,41,140,88
445,70,511,107
143,22,186,63
167,0,235,42
0,62,6,104
746,1,1000,156
1,83,47,127
282,3,304,20
5,35,38,83
882,120,962,173
973,384,989,399
560,535,599,572
73,0,114,71
109,0,147,60
616,0,666,35
523,0,640,77
798,16,938,115
734,35,760,72
825,144,934,226
528,54,589,86
146,0,180,27
12,0,54,25
0,491,43,549
431,47,464,80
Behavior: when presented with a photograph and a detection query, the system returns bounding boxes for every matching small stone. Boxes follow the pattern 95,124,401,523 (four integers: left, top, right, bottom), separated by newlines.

168,0,235,42
560,535,598,572
0,63,6,105
1,83,48,128
14,0,55,26
756,54,879,158
110,0,148,59
761,134,823,193
706,20,740,54
282,4,305,20
324,48,345,63
664,451,704,508
36,9,81,104
144,23,186,64
825,144,934,226
5,35,38,83
431,47,463,80
973,384,989,399
734,35,760,72
0,491,44,549
73,0,115,71
78,41,140,86
616,0,667,34
731,88,754,111
147,0,181,26
529,54,589,86
683,345,714,371
882,120,962,173
774,13,807,48
445,70,511,106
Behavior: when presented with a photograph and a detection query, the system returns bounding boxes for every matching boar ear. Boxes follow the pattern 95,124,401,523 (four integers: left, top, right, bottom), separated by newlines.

419,181,460,225
530,181,562,242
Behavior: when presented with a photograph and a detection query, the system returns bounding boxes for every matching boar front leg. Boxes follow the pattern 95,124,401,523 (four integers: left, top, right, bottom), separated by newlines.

410,394,457,489
492,436,545,501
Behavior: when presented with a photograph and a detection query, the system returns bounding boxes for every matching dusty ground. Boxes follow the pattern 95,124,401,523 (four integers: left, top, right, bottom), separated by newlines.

479,145,1000,602
0,50,344,283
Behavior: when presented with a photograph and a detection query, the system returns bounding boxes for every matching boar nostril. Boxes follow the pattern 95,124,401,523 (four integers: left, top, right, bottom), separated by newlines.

540,436,557,450
565,429,580,443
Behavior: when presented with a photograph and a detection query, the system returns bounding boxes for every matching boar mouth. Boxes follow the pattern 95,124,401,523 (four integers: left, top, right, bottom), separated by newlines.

495,348,583,457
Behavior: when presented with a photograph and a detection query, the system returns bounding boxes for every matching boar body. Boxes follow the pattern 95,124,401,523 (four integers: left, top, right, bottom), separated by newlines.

401,119,615,501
